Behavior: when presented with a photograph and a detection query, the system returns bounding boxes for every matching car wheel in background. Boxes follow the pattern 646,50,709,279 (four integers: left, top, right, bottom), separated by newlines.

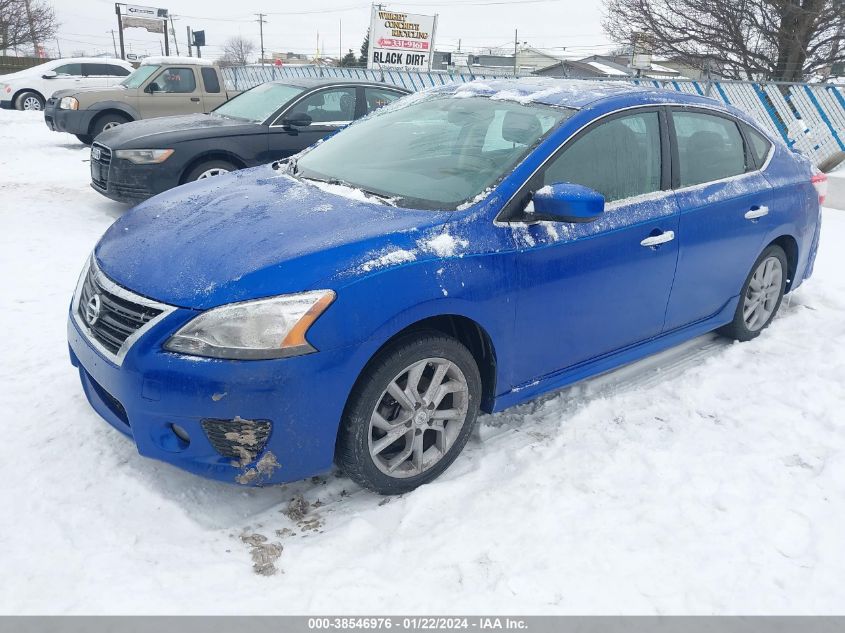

16,91,44,111
90,113,130,140
718,244,788,342
185,160,237,182
336,332,482,495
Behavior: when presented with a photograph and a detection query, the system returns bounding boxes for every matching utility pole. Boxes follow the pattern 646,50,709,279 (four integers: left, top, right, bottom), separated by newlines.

170,15,179,55
162,18,169,56
186,26,192,57
115,3,126,60
339,19,342,64
109,30,117,57
23,0,39,55
513,28,518,76
256,13,267,64
55,37,62,57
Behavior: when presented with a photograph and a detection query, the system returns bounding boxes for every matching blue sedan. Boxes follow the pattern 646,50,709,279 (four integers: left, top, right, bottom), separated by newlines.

68,79,825,494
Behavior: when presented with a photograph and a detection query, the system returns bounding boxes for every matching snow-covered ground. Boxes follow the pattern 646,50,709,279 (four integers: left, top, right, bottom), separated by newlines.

828,160,845,211
2,109,845,615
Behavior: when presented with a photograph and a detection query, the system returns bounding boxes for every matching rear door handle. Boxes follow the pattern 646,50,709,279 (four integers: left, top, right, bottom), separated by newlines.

190,97,200,102
640,231,675,247
745,205,769,220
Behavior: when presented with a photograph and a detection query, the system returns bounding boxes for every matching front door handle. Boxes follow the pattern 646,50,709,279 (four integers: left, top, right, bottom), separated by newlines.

640,231,675,248
190,97,200,102
745,205,769,220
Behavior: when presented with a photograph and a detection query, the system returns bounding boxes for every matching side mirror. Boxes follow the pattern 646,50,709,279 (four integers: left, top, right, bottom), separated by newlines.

42,71,57,79
145,82,161,94
281,112,312,128
528,183,605,223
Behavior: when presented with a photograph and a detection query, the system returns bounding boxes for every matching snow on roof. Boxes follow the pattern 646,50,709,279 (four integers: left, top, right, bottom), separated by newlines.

445,77,646,108
586,61,629,76
141,56,214,67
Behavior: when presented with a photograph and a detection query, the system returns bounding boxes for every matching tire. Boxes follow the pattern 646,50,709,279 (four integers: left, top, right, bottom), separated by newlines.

336,332,482,495
15,91,44,111
718,244,788,342
75,134,94,145
90,112,130,139
185,159,237,182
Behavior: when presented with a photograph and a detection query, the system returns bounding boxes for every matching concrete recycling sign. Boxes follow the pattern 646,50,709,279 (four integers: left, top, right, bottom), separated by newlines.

367,7,438,71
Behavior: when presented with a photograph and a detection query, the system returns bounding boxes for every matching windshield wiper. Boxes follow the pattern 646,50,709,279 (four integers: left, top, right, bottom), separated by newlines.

301,175,397,206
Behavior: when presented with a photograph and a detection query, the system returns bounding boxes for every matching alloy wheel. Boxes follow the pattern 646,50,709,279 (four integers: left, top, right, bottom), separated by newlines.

22,96,42,111
367,357,470,479
101,121,121,131
197,167,230,179
742,256,783,331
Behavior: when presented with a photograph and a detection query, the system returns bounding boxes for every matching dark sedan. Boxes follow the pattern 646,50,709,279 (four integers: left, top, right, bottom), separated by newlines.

89,78,409,203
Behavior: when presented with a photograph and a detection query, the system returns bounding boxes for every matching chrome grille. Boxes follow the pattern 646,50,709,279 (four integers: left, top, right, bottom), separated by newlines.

73,258,174,364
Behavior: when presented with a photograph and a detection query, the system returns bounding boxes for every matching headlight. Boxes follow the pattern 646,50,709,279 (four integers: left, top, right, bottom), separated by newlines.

59,96,79,110
114,149,174,164
164,290,336,360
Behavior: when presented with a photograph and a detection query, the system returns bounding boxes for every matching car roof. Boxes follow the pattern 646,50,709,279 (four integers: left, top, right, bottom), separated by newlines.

268,77,410,91
49,57,132,65
435,77,720,110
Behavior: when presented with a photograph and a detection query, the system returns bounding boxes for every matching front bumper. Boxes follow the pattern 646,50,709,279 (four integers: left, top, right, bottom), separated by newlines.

90,144,176,203
0,99,13,110
67,299,361,486
44,101,96,135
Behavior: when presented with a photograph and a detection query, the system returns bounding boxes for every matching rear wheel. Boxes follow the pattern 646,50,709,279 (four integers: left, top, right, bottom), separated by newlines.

336,332,482,495
718,244,788,341
185,159,237,182
16,91,44,111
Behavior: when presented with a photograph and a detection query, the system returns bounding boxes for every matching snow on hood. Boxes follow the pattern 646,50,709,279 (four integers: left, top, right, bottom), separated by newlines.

94,164,451,309
95,113,258,147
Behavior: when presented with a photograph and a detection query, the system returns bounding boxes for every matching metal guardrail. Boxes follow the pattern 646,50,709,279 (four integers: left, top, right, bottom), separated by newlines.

222,65,845,168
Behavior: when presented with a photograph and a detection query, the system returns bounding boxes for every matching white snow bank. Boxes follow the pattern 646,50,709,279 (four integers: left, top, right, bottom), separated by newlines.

825,161,845,210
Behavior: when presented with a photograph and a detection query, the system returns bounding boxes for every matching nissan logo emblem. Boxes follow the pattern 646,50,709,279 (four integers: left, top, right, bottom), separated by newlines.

86,294,102,326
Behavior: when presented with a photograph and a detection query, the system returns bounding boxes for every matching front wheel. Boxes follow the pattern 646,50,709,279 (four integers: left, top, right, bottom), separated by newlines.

718,244,788,341
336,332,482,495
91,112,130,139
185,159,236,182
16,91,44,111
75,134,94,145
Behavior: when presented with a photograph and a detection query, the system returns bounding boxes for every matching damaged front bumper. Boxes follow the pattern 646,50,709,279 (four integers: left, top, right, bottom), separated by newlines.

67,307,357,486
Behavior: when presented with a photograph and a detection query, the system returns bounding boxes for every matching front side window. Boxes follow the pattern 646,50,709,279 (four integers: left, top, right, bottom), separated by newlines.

542,111,662,203
673,111,747,187
295,96,573,209
364,88,403,114
151,68,196,93
53,63,82,76
289,88,357,123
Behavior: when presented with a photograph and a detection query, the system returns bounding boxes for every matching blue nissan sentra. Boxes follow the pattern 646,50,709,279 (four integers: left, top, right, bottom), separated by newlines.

68,79,825,494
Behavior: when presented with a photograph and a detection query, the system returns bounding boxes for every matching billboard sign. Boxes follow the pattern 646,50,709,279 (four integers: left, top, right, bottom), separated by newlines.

367,7,437,71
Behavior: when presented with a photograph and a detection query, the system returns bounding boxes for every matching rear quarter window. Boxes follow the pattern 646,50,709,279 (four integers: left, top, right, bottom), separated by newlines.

201,68,220,93
744,124,773,168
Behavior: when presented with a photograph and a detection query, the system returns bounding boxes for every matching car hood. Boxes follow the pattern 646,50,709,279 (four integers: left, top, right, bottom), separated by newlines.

95,113,260,148
95,164,452,309
53,85,132,103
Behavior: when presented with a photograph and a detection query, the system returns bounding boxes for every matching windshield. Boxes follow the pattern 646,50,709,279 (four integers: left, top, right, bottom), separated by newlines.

121,65,159,89
295,95,573,209
214,83,306,123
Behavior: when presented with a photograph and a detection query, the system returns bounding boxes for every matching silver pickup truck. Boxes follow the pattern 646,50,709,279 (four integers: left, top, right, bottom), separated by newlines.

44,57,239,144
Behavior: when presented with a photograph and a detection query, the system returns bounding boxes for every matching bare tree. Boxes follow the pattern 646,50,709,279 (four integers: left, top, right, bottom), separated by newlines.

219,35,255,66
0,0,57,54
603,0,845,81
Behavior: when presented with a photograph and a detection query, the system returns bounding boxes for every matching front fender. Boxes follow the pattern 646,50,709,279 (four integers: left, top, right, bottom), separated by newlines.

88,100,140,121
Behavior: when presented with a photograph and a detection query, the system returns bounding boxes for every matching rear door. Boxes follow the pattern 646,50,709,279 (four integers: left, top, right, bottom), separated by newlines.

362,86,406,115
267,86,358,161
138,67,205,118
664,108,775,331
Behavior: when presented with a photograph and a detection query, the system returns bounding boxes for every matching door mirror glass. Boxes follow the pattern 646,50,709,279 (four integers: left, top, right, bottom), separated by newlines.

42,71,57,79
281,112,313,128
529,183,605,223
146,82,161,93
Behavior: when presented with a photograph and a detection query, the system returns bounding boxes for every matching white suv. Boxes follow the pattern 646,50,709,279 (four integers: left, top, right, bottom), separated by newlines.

0,58,134,111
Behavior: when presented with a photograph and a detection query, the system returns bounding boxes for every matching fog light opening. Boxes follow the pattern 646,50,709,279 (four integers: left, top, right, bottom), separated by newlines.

170,423,191,448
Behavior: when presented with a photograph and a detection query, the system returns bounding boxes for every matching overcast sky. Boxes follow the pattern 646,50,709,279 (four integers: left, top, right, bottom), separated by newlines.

47,0,616,61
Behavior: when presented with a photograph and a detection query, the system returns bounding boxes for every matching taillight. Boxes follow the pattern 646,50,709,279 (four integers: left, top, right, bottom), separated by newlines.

811,171,828,205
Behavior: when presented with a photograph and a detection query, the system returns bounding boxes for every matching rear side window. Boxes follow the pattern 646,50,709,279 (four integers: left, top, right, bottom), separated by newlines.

83,63,128,76
542,111,662,203
103,64,130,77
290,88,356,123
363,88,402,114
673,111,747,187
201,67,220,93
53,63,82,76
744,124,773,168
